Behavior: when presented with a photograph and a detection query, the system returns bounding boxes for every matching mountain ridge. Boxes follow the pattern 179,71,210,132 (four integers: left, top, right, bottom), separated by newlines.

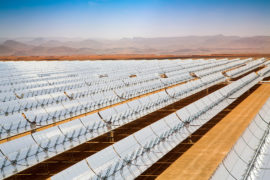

1,35,269,56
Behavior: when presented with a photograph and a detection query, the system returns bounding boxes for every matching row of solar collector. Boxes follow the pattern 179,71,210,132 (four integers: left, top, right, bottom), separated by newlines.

0,58,262,87
0,60,213,86
225,58,266,78
50,72,262,180
247,117,270,179
0,59,255,118
0,59,250,117
0,71,223,141
0,58,253,110
0,59,232,95
0,59,266,141
0,71,185,101
0,65,194,93
0,58,258,97
0,59,230,80
0,59,197,76
0,59,267,142
0,61,187,80
258,64,270,78
193,58,250,77
0,58,246,92
211,98,270,180
0,64,176,89
0,72,227,179
0,73,159,102
2,58,249,111
0,59,262,123
0,62,238,140
0,72,191,116
0,60,167,78
0,65,182,92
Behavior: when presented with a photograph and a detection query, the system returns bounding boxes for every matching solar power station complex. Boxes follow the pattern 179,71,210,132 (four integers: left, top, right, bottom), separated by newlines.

0,58,270,180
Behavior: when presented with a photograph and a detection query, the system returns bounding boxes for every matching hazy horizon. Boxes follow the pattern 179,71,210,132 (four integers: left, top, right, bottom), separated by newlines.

2,34,270,41
1,0,270,39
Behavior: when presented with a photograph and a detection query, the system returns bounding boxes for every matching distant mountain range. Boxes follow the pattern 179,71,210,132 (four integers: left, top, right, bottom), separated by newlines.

0,35,270,56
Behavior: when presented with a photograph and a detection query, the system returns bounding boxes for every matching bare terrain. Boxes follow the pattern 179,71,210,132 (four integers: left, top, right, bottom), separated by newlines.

0,53,269,61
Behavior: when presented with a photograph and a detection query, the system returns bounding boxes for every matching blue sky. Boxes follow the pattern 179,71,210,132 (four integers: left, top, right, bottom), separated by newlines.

0,0,269,38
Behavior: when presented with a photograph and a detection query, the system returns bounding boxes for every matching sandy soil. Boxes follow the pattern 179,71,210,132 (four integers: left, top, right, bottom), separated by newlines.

0,53,270,61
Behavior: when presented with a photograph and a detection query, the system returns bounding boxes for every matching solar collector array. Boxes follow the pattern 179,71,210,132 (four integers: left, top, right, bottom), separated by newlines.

1,59,246,141
51,71,263,180
0,58,267,179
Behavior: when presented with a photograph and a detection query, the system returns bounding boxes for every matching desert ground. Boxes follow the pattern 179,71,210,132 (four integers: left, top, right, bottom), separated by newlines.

0,53,270,61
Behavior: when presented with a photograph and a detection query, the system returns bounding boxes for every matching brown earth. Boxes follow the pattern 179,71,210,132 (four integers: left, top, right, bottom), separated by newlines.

0,53,270,61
